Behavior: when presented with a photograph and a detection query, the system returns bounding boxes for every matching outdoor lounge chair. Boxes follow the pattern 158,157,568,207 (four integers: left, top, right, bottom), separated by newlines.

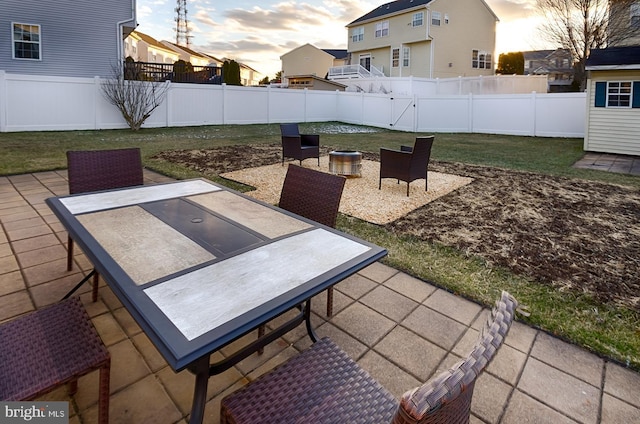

379,136,434,196
0,297,111,424
222,291,519,424
66,148,144,301
280,123,320,166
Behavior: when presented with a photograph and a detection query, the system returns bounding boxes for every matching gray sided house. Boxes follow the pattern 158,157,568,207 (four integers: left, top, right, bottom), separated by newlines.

584,46,640,156
1,0,136,78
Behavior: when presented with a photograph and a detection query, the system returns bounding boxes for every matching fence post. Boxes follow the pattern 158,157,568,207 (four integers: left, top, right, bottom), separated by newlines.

165,81,172,127
222,83,227,125
0,71,6,132
94,76,103,130
468,92,473,133
531,91,537,136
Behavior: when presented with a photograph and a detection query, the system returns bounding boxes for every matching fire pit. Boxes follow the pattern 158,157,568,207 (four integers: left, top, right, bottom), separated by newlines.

329,150,362,177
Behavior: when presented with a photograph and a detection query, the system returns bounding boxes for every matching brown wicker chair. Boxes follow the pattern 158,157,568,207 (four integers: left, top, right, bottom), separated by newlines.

222,291,519,424
279,164,346,317
280,123,320,166
379,136,435,196
0,297,111,424
66,148,144,301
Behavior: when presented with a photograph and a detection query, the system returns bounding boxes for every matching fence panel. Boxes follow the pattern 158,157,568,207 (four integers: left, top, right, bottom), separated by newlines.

535,93,586,137
472,95,535,136
0,73,586,137
415,96,471,133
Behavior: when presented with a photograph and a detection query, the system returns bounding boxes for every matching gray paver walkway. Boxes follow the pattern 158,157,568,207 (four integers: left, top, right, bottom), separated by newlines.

1,170,638,424
573,152,640,175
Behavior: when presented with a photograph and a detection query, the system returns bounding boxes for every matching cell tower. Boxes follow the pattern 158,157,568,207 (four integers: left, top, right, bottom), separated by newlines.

175,0,192,47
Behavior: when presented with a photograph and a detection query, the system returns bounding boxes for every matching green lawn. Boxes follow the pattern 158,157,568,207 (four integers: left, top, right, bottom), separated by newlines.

1,122,639,369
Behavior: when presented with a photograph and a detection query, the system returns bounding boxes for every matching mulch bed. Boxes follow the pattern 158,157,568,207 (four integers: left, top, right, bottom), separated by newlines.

151,145,640,311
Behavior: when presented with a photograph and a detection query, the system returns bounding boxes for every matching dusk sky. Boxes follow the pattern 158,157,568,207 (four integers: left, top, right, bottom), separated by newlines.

135,0,551,78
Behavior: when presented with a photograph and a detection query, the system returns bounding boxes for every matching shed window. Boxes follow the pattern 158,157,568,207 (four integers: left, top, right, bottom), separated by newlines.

12,22,41,60
595,81,640,108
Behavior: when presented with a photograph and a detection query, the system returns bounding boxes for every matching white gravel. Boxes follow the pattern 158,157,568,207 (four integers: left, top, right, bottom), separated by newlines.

221,156,473,225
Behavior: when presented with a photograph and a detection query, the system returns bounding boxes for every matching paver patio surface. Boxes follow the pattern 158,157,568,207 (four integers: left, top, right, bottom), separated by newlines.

0,170,638,423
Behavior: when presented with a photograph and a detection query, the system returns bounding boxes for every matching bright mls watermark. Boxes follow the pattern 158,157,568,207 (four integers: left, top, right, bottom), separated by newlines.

1,402,68,423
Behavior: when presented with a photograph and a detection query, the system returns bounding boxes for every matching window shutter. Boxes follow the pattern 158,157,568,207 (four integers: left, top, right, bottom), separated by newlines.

594,82,606,107
633,81,640,108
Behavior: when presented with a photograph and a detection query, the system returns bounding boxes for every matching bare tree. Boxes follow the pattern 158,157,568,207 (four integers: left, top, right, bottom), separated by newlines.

101,63,170,131
535,0,640,90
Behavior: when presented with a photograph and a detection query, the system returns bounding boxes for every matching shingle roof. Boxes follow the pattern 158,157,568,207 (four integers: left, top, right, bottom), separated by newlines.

348,0,432,25
322,49,348,60
586,46,640,69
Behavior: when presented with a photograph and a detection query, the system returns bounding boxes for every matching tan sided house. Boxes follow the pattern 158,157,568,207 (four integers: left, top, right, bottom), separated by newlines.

281,44,348,85
345,0,498,79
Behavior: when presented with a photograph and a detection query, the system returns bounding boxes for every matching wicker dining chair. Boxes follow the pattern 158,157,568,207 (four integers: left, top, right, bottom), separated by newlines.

280,123,321,166
0,297,111,424
66,148,144,301
279,165,346,315
379,136,435,196
222,291,519,424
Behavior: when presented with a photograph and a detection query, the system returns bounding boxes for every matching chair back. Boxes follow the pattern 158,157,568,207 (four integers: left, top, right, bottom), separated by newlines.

280,123,301,137
393,291,518,424
279,165,345,228
67,148,144,194
408,136,434,176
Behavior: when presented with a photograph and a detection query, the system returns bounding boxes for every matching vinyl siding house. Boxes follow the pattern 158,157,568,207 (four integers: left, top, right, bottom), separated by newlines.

523,49,574,92
281,44,348,84
161,41,213,67
1,0,136,78
346,0,498,79
584,46,640,156
125,31,180,64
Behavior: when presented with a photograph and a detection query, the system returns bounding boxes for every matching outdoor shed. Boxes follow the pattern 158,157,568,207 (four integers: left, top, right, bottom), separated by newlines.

584,46,640,156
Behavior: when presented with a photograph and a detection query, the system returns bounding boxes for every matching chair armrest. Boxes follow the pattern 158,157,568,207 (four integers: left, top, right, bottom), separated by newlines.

282,135,302,148
300,134,320,147
380,147,411,159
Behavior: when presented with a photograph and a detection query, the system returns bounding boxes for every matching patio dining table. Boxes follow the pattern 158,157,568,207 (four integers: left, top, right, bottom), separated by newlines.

45,178,387,424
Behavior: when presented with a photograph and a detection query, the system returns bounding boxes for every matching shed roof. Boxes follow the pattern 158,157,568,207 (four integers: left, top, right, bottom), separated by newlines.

586,46,640,70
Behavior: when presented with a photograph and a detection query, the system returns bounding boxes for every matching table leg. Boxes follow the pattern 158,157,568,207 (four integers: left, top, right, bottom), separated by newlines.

188,356,210,424
304,300,318,343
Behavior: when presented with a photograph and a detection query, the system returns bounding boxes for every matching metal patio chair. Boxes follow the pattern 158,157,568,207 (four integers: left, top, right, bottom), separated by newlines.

65,148,144,301
222,291,519,424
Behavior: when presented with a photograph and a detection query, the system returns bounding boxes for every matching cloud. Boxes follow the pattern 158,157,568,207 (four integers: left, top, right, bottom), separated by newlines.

486,0,537,21
223,2,333,31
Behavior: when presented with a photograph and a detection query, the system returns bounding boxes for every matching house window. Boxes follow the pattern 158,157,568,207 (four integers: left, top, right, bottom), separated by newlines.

631,2,640,28
12,22,41,60
431,11,441,26
403,46,410,67
392,48,400,68
351,27,364,43
412,12,423,27
607,81,632,107
445,14,449,24
375,21,389,38
472,50,492,69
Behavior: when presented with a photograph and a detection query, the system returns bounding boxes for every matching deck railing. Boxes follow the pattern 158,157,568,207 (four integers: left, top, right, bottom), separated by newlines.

123,61,222,84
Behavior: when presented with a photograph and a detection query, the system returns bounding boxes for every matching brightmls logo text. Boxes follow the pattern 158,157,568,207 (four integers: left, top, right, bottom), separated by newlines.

1,402,68,423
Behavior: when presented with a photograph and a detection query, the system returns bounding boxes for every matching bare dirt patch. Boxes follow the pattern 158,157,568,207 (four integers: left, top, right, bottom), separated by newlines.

151,145,640,310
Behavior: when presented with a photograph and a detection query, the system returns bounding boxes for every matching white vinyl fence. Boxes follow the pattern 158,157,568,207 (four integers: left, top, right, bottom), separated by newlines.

0,71,586,137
